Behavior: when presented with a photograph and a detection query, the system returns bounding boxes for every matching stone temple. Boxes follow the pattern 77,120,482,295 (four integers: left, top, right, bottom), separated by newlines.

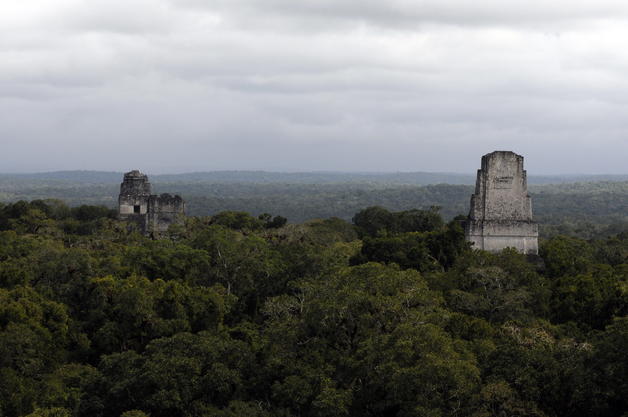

118,170,185,236
465,151,539,254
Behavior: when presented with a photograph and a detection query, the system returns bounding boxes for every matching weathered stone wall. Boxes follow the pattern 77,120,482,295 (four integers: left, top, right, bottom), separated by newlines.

118,170,152,218
118,171,185,236
147,193,185,234
465,151,539,254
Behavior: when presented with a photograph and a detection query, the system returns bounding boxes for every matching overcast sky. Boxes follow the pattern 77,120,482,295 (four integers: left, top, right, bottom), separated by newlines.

2,0,628,174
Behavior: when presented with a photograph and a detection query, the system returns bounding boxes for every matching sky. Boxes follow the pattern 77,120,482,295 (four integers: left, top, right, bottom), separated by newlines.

1,0,628,174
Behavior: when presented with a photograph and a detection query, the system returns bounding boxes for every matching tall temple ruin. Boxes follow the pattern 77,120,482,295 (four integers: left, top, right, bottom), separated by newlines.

465,151,539,254
118,170,185,236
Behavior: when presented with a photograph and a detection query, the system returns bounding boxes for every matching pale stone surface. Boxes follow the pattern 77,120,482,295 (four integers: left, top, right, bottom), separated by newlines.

118,170,151,218
118,170,185,236
147,193,185,234
465,151,539,254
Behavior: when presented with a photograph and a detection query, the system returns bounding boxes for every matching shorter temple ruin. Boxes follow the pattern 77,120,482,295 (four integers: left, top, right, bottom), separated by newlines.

465,151,539,254
118,170,185,236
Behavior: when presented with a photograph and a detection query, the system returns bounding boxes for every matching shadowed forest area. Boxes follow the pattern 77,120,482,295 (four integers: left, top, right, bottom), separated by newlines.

0,198,626,417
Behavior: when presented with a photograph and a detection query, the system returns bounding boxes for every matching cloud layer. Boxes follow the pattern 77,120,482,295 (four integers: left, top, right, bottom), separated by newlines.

1,0,628,173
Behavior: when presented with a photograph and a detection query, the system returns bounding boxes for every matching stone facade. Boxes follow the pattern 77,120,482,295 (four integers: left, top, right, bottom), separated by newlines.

465,151,539,254
118,170,185,235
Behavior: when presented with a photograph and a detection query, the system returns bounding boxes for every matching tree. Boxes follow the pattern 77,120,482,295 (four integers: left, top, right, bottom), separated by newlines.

550,265,625,329
0,287,70,417
262,263,479,416
540,236,595,278
24,408,71,417
355,233,437,272
590,317,628,416
99,331,254,417
352,206,395,237
352,206,445,238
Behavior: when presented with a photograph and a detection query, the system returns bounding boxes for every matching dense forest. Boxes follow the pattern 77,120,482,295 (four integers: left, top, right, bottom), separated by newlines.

0,199,626,417
1,173,627,239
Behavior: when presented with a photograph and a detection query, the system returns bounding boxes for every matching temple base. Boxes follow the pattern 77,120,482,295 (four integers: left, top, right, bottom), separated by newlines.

465,220,539,255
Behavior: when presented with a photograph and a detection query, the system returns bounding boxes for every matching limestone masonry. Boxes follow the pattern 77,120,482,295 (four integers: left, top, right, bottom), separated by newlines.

118,170,185,236
465,151,539,254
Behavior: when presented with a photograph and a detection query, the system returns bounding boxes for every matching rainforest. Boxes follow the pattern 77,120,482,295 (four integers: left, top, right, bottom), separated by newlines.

0,199,626,417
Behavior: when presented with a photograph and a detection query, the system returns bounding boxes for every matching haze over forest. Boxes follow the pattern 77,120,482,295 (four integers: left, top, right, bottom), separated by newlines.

2,170,628,185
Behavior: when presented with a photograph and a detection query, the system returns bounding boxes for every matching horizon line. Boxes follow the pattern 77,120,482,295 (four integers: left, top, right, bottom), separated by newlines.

1,169,628,177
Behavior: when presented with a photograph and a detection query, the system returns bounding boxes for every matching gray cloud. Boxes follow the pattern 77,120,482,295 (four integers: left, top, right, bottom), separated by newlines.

1,0,628,174
181,0,628,30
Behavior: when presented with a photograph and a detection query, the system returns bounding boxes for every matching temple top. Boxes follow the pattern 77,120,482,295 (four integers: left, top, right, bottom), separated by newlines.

120,170,152,197
124,170,146,178
469,151,533,222
465,151,538,255
118,170,185,236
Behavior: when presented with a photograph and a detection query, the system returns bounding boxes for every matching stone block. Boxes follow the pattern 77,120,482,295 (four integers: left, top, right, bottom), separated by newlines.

118,171,185,236
465,151,539,254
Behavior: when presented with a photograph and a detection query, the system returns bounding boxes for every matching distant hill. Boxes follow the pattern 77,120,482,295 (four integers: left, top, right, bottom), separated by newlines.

0,171,122,184
2,170,628,185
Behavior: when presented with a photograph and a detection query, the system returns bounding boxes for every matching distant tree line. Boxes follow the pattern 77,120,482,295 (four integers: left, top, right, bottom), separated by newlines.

2,180,628,239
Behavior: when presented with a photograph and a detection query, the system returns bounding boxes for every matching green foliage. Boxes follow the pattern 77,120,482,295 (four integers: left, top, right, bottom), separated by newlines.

550,268,625,329
0,286,69,372
0,198,625,417
210,211,265,231
353,206,443,237
591,317,628,416
209,211,289,232
70,205,117,222
24,408,72,417
99,331,254,417
356,233,437,272
351,208,468,272
72,275,233,356
444,250,551,323
261,263,480,416
119,411,149,417
0,287,70,417
257,213,288,229
540,236,596,278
